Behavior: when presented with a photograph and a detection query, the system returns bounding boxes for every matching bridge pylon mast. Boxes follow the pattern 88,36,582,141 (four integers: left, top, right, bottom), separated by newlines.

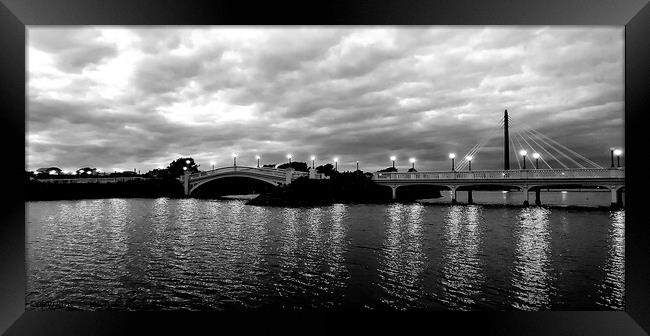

504,109,510,170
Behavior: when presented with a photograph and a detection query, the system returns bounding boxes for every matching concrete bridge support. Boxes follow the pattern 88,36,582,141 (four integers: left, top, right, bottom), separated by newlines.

610,186,624,208
535,188,541,206
522,186,530,206
467,189,473,204
391,186,397,200
450,186,458,204
183,172,190,196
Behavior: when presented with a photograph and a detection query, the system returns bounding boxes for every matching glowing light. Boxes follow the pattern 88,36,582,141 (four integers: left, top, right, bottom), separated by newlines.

448,153,456,159
532,153,540,159
232,153,238,158
466,155,473,161
614,149,622,156
183,166,188,170
311,156,316,160
185,160,191,164
502,190,508,193
287,154,292,159
86,171,92,174
561,190,568,194
519,150,527,156
210,161,216,166
255,155,260,160
390,156,396,161
334,157,339,162
409,158,416,163
49,170,57,175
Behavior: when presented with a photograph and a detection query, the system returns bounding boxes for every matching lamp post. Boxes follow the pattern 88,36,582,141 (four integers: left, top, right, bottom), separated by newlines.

520,150,527,169
466,155,473,171
356,161,359,171
334,157,339,171
614,149,622,167
256,155,260,168
232,153,237,167
210,161,215,170
311,156,316,169
390,156,396,169
532,153,540,169
287,154,292,164
609,147,615,168
409,158,415,170
449,153,456,171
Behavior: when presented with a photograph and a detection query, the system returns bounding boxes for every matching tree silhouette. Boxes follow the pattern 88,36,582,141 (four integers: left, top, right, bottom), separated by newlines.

378,167,398,172
316,163,336,176
167,157,200,178
277,161,309,172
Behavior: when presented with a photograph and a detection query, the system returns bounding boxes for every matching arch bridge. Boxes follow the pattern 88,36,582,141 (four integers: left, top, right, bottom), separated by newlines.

181,166,310,196
373,168,625,207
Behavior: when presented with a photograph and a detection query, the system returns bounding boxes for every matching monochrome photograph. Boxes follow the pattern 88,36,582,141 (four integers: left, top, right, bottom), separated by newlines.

26,26,625,311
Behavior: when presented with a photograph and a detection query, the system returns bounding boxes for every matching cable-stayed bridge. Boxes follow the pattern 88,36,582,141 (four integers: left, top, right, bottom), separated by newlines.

372,109,624,206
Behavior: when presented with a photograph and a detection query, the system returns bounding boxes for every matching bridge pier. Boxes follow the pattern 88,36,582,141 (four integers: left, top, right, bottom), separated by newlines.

450,186,457,204
391,186,397,200
467,189,473,204
183,171,190,196
535,188,541,206
522,186,530,206
610,187,624,208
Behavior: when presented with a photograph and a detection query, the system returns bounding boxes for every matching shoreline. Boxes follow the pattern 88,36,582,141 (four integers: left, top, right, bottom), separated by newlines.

26,196,623,211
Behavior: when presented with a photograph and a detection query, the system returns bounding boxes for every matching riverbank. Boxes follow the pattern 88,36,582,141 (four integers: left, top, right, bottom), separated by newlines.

26,178,184,201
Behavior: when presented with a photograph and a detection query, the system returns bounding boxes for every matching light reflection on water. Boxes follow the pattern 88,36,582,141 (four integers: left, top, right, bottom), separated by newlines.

440,205,483,310
511,207,554,310
378,203,425,309
26,198,624,311
598,210,625,309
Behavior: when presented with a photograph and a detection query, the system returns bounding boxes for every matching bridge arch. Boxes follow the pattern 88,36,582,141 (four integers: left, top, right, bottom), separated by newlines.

188,174,282,196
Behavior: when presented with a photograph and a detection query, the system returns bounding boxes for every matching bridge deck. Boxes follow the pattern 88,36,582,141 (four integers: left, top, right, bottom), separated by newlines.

373,168,624,182
189,166,308,181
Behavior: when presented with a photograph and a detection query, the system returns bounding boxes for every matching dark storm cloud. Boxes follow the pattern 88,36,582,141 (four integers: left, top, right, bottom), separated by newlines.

27,27,624,172
29,28,118,73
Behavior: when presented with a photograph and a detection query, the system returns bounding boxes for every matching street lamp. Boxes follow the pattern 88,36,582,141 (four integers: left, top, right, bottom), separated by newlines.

287,154,292,164
614,149,622,167
232,153,237,167
334,157,339,171
356,161,359,171
210,161,215,170
182,166,187,171
409,158,416,170
390,156,396,169
449,153,456,171
609,147,615,168
532,153,540,169
466,155,473,171
256,155,260,168
311,156,316,169
520,150,527,169
185,160,191,165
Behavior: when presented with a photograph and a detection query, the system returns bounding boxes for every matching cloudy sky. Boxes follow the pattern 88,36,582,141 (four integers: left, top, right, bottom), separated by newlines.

27,26,624,173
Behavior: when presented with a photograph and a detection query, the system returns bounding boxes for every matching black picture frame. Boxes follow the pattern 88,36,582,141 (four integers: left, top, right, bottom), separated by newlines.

2,0,648,334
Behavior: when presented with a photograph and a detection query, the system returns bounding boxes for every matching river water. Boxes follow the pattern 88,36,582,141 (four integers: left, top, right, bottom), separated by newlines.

26,192,624,311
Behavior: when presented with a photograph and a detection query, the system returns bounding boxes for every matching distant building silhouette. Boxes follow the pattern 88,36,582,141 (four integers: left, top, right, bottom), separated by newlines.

36,167,62,175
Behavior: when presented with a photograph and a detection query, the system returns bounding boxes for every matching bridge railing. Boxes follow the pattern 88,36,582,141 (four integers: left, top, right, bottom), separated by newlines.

191,166,309,180
372,168,624,181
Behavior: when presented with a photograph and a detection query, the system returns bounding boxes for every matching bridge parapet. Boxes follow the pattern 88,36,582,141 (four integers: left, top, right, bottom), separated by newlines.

373,168,624,181
191,166,292,180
